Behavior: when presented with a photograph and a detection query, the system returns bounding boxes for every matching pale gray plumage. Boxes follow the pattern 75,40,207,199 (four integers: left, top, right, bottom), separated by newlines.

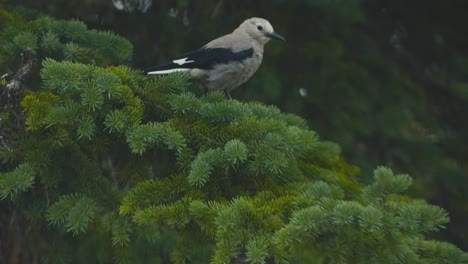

147,17,285,99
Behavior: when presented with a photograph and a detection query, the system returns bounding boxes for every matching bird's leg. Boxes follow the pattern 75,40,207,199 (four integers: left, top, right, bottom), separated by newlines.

224,90,232,100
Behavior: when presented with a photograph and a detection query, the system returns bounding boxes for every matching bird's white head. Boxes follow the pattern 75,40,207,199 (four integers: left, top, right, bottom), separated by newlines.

236,17,285,45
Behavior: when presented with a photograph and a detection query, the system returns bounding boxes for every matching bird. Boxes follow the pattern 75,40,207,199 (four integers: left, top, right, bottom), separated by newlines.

146,17,285,99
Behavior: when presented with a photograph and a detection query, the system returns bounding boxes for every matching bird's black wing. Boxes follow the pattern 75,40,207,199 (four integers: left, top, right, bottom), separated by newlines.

147,47,254,72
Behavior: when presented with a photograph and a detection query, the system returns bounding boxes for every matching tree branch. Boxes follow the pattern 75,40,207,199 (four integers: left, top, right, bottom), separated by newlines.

0,47,35,147
4,47,34,91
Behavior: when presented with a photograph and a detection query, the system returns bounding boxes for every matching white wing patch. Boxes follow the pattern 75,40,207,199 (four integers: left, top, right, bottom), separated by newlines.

173,57,194,65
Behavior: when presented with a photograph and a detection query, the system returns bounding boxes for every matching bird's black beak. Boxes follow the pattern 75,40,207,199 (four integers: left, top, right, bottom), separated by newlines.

266,32,286,41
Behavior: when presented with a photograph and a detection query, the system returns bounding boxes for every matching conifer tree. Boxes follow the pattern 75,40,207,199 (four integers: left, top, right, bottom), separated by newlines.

1,10,467,264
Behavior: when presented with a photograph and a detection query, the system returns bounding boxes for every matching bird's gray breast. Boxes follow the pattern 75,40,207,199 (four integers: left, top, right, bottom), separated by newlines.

238,51,262,86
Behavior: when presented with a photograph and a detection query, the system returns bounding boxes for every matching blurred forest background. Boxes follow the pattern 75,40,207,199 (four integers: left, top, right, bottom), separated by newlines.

3,0,468,251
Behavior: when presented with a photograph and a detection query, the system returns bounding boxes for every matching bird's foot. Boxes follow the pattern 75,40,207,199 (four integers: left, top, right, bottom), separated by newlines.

224,90,232,100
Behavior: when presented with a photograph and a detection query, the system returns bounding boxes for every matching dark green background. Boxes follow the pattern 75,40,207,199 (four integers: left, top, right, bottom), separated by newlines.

6,0,468,250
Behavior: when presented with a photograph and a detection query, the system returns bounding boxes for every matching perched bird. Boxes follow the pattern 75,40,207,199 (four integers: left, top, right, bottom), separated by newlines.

147,17,285,99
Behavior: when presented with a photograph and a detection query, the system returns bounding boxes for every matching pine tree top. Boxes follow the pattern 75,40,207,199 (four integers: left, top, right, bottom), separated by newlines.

1,10,467,264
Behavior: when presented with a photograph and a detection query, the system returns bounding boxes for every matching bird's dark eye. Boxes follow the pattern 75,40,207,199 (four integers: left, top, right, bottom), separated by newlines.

257,25,263,31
